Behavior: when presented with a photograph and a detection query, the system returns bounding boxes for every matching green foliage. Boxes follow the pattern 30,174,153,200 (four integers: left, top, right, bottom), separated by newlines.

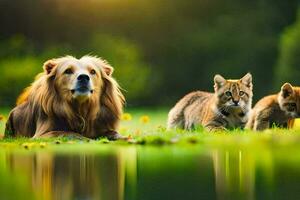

0,0,298,105
0,57,42,105
275,8,300,88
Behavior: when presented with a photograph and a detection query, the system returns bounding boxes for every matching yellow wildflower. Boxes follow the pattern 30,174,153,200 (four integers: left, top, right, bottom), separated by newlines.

0,115,6,121
140,115,150,124
121,113,132,121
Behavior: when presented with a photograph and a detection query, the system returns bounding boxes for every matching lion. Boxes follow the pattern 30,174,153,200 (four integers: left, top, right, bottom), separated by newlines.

4,55,125,140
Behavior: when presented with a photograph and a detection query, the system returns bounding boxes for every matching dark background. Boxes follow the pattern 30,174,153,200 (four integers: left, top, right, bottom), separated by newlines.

0,0,299,107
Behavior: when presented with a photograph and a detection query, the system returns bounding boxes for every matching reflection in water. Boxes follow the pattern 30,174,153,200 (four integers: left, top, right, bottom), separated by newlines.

3,147,137,200
0,146,300,200
213,150,256,200
212,148,279,200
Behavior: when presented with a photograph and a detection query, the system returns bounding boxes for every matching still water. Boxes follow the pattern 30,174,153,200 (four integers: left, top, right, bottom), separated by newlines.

0,144,300,200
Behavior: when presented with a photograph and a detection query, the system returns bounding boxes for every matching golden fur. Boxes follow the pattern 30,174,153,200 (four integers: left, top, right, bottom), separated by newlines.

246,83,300,131
5,55,125,139
167,73,253,131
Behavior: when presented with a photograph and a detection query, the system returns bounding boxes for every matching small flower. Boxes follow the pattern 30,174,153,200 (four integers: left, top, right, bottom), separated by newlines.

140,115,150,124
121,113,132,121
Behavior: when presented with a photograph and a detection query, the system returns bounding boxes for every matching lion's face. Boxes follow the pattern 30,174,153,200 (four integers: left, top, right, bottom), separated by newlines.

46,57,105,103
11,55,124,139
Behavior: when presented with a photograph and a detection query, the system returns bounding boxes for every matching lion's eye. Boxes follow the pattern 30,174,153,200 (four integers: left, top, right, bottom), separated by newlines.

225,91,232,97
239,91,245,96
64,68,73,74
90,69,96,75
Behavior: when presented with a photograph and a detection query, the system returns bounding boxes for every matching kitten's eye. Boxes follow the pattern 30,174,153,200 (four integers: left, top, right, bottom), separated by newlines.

90,69,96,75
64,68,73,74
239,91,245,96
290,103,297,108
225,91,232,96
287,103,297,111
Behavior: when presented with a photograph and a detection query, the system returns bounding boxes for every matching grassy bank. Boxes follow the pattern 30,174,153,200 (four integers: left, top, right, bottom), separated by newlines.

1,108,300,151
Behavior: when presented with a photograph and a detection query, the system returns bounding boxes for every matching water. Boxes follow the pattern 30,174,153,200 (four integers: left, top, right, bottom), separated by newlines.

1,144,300,200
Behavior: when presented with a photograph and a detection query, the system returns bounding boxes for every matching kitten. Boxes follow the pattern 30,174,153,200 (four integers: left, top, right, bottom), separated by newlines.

246,83,300,130
167,73,253,131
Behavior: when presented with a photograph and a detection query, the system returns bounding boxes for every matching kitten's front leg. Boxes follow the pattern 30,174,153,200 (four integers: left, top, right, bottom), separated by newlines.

206,126,227,132
203,116,228,132
204,121,227,132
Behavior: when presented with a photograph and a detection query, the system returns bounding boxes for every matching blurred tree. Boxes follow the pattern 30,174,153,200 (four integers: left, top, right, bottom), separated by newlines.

275,8,300,89
0,57,41,105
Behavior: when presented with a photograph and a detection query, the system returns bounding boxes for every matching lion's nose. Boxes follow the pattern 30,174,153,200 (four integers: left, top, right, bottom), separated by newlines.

77,74,90,82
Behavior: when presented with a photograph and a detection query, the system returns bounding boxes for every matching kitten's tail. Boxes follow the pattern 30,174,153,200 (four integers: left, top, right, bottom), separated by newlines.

167,107,185,130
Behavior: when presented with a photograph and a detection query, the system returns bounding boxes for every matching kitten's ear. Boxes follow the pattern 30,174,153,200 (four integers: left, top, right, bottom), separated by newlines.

214,74,226,90
281,83,293,98
240,73,252,88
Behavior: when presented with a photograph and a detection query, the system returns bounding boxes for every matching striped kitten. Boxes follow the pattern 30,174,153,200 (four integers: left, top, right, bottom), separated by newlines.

167,73,253,131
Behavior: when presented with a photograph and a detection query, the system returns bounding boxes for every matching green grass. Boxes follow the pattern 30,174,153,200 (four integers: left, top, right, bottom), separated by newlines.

0,107,10,136
1,107,300,150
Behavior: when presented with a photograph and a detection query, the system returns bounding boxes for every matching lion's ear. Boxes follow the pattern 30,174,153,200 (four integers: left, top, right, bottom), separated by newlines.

43,60,57,74
103,64,114,76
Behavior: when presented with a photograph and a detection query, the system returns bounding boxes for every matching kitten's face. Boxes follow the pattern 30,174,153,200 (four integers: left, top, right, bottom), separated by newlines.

278,83,300,118
214,73,253,112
